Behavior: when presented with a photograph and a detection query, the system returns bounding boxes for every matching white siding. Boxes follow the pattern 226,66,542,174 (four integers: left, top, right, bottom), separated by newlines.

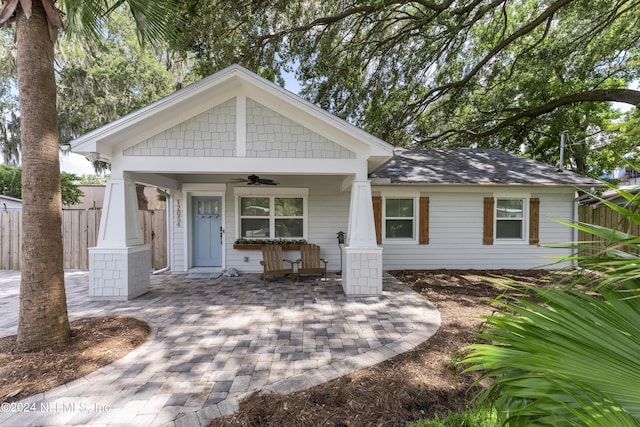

170,191,187,272
168,183,577,273
378,189,576,270
224,177,350,273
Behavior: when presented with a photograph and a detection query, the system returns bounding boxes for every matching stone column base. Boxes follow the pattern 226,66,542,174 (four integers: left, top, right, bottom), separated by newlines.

89,245,151,300
342,246,383,296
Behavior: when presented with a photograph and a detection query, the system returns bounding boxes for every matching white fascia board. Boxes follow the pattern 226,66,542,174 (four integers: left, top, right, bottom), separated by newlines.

117,156,365,175
371,183,579,194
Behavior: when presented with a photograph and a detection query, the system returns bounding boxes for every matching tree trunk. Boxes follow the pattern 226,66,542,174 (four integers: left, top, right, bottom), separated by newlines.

16,2,71,351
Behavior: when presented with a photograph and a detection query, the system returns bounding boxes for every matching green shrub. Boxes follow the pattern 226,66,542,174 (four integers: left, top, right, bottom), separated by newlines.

462,184,640,426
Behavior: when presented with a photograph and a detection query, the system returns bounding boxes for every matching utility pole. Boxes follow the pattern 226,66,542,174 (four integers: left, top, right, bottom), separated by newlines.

559,130,569,170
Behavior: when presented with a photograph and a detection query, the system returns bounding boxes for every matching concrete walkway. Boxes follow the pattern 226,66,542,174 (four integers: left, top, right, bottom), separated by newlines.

0,271,440,426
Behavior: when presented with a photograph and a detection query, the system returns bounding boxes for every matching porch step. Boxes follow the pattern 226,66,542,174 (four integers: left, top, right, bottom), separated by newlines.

185,272,223,279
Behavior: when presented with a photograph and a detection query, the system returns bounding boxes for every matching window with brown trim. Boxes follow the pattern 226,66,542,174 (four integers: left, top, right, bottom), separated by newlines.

384,198,416,240
496,198,525,239
373,196,425,244
483,196,540,245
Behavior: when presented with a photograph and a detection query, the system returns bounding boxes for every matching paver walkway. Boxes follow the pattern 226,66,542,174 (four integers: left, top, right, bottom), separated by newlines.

0,271,440,426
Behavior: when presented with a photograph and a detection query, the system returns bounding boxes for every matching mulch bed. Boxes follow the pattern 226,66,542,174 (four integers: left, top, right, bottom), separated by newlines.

207,269,562,426
0,315,150,403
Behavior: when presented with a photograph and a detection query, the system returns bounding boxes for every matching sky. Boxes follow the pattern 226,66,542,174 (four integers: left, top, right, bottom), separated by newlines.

60,67,303,176
60,152,95,175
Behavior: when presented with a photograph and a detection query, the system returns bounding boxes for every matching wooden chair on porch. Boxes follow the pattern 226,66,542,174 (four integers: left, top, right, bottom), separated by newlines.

260,245,295,285
295,243,328,281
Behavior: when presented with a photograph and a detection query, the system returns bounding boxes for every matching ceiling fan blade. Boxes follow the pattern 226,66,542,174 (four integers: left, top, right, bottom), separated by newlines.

257,178,278,185
229,174,279,185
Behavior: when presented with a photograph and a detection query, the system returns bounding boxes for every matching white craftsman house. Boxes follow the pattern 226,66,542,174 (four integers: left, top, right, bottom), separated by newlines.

70,65,601,300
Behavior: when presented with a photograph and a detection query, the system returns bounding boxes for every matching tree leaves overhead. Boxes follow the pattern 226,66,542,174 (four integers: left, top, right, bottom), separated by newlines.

172,0,640,175
56,9,176,145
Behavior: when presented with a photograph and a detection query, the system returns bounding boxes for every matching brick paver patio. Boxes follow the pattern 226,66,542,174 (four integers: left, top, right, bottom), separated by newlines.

0,270,440,426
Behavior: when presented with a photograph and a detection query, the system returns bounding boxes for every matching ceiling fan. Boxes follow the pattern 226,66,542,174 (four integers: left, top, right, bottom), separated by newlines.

231,174,279,186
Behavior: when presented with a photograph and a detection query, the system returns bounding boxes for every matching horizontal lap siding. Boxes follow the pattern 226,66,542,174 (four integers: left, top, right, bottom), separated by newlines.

171,192,186,272
381,192,575,270
225,177,349,273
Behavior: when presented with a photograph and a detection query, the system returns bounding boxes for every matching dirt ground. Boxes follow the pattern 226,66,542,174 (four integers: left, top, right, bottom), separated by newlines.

1,270,558,426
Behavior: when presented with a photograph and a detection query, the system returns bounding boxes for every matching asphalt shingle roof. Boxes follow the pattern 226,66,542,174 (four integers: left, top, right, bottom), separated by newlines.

369,148,603,186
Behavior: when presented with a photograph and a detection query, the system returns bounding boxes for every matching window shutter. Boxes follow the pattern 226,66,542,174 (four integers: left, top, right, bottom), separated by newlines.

419,197,430,244
483,197,494,245
372,196,382,244
529,198,540,245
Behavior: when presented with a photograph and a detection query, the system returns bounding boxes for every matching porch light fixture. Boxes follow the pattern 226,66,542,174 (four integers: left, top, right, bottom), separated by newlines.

336,231,345,275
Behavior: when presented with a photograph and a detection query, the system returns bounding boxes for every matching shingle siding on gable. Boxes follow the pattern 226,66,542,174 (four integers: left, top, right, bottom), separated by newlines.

123,98,236,157
245,98,355,159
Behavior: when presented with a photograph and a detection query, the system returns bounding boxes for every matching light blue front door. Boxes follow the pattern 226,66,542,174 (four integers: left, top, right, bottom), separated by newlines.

192,196,222,267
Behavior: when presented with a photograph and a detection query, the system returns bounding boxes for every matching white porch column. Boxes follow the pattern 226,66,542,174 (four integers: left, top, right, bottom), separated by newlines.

342,180,383,295
89,177,150,300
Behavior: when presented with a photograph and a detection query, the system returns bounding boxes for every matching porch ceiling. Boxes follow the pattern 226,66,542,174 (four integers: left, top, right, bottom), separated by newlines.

126,172,354,190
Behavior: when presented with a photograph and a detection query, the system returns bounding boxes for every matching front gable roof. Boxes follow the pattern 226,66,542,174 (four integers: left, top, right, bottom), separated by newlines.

70,64,393,168
370,148,603,187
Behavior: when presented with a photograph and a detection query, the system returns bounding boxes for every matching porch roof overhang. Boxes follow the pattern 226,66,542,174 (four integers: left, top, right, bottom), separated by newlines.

70,64,394,173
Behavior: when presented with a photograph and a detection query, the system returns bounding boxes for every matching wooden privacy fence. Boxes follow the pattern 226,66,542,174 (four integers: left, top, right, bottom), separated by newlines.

1,210,166,270
578,204,640,257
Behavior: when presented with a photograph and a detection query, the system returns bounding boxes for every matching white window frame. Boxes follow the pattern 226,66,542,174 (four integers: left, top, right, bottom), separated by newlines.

494,195,529,243
382,195,418,244
235,187,309,240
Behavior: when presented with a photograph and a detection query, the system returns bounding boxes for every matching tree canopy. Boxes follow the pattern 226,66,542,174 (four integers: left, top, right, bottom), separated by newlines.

0,164,83,205
171,0,640,176
56,9,177,145
0,8,179,167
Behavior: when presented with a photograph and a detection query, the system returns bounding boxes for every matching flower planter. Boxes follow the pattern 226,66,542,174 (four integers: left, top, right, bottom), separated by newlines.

233,244,303,250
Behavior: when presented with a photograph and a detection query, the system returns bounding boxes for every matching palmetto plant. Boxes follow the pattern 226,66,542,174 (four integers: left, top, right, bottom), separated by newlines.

463,184,640,426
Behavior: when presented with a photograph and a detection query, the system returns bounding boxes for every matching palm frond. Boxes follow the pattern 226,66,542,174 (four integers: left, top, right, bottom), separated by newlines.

464,284,640,426
59,0,178,46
